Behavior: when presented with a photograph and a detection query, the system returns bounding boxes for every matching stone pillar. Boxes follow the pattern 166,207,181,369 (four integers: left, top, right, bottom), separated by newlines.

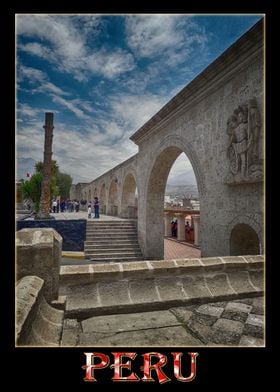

37,113,54,219
164,212,172,236
175,213,186,241
16,228,62,302
192,214,200,246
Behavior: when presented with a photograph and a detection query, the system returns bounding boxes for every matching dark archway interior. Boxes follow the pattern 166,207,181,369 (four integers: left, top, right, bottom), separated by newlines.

230,223,260,255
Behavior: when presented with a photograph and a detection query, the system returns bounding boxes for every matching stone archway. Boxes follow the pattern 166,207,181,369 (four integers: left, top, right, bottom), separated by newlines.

230,223,260,255
143,139,203,259
99,183,106,214
227,215,263,255
121,173,137,218
108,179,118,216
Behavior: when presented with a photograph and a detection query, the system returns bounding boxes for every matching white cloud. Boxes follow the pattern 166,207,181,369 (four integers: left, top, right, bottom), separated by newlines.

110,93,168,131
51,95,90,120
125,15,207,66
17,15,136,81
87,48,135,79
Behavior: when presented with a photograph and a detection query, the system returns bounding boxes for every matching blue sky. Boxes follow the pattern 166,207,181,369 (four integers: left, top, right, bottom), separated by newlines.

16,14,262,183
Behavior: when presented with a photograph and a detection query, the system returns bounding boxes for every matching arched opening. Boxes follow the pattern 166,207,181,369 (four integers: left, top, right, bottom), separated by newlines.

230,224,260,255
121,173,138,219
94,188,98,198
99,183,106,214
88,189,91,204
146,147,200,260
108,179,118,216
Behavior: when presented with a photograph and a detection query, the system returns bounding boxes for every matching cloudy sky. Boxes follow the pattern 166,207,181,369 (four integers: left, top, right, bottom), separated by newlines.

16,14,262,183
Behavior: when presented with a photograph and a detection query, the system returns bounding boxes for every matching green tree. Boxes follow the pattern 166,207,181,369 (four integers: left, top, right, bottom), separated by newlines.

56,172,73,199
35,160,59,177
21,173,42,212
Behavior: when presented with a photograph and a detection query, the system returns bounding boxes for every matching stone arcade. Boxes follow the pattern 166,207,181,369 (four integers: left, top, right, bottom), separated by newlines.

71,20,264,260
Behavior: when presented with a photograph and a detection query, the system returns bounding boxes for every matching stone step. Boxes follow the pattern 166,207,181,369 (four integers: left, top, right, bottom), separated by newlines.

84,251,143,258
86,228,136,232
85,249,142,256
87,256,144,262
85,240,139,245
86,235,138,239
85,244,141,250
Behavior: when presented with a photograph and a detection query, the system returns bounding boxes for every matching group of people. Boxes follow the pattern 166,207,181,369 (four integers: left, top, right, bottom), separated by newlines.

171,219,192,238
88,197,100,219
51,199,80,213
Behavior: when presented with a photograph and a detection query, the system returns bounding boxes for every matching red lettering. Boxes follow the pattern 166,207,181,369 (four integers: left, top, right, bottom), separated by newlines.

111,352,140,382
82,352,110,382
141,352,170,384
172,352,199,382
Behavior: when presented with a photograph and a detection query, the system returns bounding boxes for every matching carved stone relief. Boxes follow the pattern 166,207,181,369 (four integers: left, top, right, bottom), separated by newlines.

225,97,263,185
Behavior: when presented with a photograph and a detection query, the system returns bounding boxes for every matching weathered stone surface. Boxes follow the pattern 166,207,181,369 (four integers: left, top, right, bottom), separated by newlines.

249,270,264,290
82,310,180,334
66,283,100,314
227,270,256,294
79,326,201,346
211,319,244,344
16,275,64,346
181,275,212,300
98,280,130,306
251,296,264,314
155,277,187,301
246,313,264,327
239,335,264,346
169,307,193,323
196,304,224,318
61,319,81,346
205,274,234,297
16,228,62,302
129,278,159,303
224,302,252,313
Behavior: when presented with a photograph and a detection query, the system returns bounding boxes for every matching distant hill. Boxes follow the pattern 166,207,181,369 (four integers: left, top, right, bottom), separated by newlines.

167,170,196,186
16,157,37,180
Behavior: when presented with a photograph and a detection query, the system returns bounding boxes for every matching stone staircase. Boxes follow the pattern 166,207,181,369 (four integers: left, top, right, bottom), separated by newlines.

84,220,144,262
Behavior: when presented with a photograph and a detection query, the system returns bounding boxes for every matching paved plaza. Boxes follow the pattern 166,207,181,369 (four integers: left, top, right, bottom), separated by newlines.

61,296,264,347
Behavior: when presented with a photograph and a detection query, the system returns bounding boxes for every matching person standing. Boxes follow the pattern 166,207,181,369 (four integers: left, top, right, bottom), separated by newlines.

94,197,100,218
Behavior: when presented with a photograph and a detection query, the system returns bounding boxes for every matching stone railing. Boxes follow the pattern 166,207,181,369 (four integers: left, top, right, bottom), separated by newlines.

16,276,64,346
60,255,264,319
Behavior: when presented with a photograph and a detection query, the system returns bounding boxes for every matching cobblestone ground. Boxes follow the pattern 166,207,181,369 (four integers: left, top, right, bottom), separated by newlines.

62,296,264,347
170,296,264,346
164,238,201,259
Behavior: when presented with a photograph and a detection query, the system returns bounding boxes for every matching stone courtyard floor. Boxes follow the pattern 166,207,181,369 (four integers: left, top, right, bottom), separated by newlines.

61,296,264,347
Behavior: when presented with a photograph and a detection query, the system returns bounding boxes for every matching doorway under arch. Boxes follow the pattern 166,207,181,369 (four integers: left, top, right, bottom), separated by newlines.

230,223,260,255
145,146,200,260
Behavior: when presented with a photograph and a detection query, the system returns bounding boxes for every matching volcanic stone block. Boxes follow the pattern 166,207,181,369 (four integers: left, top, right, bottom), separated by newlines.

16,228,62,302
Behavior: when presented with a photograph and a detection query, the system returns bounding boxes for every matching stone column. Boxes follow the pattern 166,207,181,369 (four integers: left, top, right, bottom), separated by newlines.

16,228,62,302
37,113,54,219
192,214,200,246
175,213,186,241
164,212,172,236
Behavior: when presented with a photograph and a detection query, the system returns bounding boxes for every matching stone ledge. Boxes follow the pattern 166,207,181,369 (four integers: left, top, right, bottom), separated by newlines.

16,275,64,346
60,255,264,286
65,269,264,320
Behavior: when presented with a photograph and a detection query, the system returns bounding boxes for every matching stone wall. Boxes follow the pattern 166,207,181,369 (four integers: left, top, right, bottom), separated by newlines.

16,228,62,302
17,219,86,251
